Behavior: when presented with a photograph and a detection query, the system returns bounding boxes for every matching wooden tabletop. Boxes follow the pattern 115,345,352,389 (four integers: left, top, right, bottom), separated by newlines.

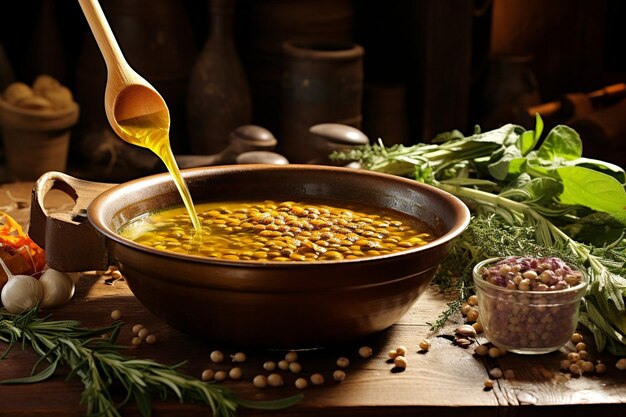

1,181,625,417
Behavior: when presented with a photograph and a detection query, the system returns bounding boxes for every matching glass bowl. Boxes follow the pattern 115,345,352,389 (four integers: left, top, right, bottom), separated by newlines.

473,257,587,354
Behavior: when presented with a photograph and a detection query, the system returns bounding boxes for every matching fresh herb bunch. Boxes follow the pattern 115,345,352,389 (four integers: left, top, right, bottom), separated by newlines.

331,115,626,356
0,309,302,417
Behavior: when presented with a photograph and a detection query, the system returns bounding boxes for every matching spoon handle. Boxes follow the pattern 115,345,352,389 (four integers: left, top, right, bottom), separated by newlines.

78,0,130,79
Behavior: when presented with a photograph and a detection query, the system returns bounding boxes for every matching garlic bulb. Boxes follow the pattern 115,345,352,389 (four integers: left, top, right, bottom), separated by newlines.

39,268,75,308
1,274,43,314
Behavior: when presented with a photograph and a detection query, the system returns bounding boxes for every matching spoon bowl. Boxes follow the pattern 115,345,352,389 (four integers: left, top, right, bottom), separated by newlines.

78,0,170,147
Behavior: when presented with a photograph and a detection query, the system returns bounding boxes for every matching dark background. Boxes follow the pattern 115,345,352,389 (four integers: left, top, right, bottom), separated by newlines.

1,0,624,178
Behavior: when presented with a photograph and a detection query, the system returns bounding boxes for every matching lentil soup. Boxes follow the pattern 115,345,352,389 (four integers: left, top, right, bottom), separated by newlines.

119,199,437,262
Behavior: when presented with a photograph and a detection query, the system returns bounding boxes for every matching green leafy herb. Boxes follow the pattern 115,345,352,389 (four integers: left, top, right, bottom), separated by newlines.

0,309,302,417
331,116,626,355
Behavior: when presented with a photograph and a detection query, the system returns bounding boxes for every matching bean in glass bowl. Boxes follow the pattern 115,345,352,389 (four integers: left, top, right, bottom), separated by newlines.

473,256,587,354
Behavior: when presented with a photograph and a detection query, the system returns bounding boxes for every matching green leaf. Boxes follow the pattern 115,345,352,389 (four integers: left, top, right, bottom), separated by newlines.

517,113,543,155
487,145,524,180
0,358,59,384
557,166,626,223
536,125,582,161
573,157,626,184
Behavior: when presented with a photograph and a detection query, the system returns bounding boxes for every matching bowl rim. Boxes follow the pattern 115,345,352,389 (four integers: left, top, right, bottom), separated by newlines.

89,164,471,268
473,256,588,296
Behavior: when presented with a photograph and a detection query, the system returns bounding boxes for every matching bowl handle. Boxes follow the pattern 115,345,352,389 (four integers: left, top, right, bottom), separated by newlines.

29,171,116,272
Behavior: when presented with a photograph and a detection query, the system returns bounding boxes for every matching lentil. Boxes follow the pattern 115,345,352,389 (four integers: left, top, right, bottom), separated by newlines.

201,369,214,381
289,362,302,374
393,356,408,369
214,370,227,382
120,200,436,262
310,373,325,385
359,346,373,358
295,377,308,390
253,375,267,388
333,370,346,382
229,367,243,380
263,361,277,371
267,373,284,387
210,350,225,363
336,357,350,368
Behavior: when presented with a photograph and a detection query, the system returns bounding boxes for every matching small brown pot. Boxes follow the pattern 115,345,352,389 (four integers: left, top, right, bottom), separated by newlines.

0,98,79,180
30,165,469,348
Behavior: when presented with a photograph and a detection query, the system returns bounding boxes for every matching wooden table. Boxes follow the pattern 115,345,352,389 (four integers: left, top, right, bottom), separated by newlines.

1,181,625,417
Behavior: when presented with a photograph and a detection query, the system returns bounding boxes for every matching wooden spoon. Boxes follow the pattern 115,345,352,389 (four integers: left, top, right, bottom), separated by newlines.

78,0,169,145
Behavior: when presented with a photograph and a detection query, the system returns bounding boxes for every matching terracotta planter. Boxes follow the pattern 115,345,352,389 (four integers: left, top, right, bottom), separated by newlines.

0,98,79,180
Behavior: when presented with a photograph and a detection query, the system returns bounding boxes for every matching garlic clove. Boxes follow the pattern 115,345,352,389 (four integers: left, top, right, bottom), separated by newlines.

39,268,75,309
1,274,43,314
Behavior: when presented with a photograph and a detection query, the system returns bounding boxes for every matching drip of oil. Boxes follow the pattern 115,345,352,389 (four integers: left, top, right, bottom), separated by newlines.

117,110,202,232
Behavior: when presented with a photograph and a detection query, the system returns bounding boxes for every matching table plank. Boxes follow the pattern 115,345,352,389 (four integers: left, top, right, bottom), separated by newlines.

1,181,625,417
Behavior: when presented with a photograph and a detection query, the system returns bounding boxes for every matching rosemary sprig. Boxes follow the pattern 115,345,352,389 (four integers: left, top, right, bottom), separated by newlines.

0,309,302,417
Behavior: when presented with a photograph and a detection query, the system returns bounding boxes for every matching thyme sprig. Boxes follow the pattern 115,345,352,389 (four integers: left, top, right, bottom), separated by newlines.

0,309,302,417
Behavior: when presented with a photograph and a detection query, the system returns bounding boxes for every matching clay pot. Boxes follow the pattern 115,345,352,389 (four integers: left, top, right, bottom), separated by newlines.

280,41,364,163
30,165,469,348
0,99,79,180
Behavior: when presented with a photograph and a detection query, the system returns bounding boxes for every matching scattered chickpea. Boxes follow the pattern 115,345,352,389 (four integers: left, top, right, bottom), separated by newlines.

358,346,373,358
571,333,584,344
567,352,580,362
333,370,346,382
467,295,478,306
575,342,586,352
418,339,431,351
201,369,214,381
595,362,607,374
289,362,302,374
489,367,503,379
210,350,225,363
278,360,289,370
110,309,122,320
336,357,350,368
267,373,284,387
569,363,581,376
388,350,398,359
253,375,267,388
484,379,494,389
474,345,489,356
472,321,484,333
285,351,298,362
295,377,308,390
231,352,247,363
132,324,144,335
393,355,408,369
396,346,408,356
460,303,471,316
263,361,277,371
229,367,243,380
503,369,515,379
138,328,150,340
488,347,501,358
581,361,595,374
131,337,142,346
214,370,227,382
616,358,626,371
310,373,325,386
466,308,479,323
145,334,156,344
